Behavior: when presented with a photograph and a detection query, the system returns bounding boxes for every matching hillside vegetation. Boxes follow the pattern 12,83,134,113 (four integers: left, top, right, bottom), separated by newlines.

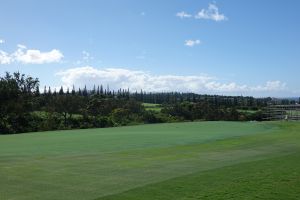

0,72,281,134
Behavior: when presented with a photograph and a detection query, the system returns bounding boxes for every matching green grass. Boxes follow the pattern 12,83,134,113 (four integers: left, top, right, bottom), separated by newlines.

99,153,300,200
287,110,300,115
142,103,162,112
237,109,259,114
1,121,300,200
32,111,83,119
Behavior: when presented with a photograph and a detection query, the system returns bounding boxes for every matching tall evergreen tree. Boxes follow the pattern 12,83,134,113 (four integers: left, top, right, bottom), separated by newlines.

97,85,100,95
72,85,76,95
59,86,64,95
92,85,96,95
48,86,52,95
35,85,40,96
100,85,103,95
83,85,88,96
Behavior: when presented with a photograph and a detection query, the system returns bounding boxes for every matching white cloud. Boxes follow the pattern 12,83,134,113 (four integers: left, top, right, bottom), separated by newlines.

14,49,63,64
185,39,201,47
195,3,227,22
82,51,93,62
176,11,192,18
55,66,287,96
0,44,63,64
0,50,12,64
0,39,5,44
74,51,94,65
252,81,286,91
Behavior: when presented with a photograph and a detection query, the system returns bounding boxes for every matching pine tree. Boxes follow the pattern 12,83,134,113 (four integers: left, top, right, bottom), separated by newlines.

35,85,40,96
92,85,96,95
48,86,52,95
97,85,100,95
43,86,47,95
53,88,57,96
140,89,143,102
106,84,110,95
59,86,64,95
100,85,103,95
71,85,76,95
83,85,88,96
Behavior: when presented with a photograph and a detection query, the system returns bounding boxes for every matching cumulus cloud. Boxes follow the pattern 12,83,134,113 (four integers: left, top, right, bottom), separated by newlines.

0,39,5,44
55,66,286,96
0,44,63,65
195,3,227,22
185,39,201,47
14,48,63,64
0,50,12,64
176,11,192,18
252,81,286,91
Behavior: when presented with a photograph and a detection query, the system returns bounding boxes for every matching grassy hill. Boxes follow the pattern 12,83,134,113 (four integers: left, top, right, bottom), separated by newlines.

1,121,300,200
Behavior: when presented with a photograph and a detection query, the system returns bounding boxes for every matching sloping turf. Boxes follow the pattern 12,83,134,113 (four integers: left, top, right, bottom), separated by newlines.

0,122,300,200
99,153,300,200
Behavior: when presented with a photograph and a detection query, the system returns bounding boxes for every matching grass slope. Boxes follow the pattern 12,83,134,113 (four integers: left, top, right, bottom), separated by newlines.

0,122,300,200
99,153,300,200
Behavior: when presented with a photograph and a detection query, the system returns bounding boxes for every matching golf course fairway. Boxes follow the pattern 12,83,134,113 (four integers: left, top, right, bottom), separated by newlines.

1,121,300,200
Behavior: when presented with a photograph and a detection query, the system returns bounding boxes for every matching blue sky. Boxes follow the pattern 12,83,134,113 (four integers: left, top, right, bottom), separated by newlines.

0,0,299,97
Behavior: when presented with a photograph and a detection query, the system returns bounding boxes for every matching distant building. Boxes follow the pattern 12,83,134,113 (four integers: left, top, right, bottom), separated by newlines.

263,105,300,121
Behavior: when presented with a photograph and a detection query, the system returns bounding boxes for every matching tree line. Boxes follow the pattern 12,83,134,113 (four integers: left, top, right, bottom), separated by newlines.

1,72,298,134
